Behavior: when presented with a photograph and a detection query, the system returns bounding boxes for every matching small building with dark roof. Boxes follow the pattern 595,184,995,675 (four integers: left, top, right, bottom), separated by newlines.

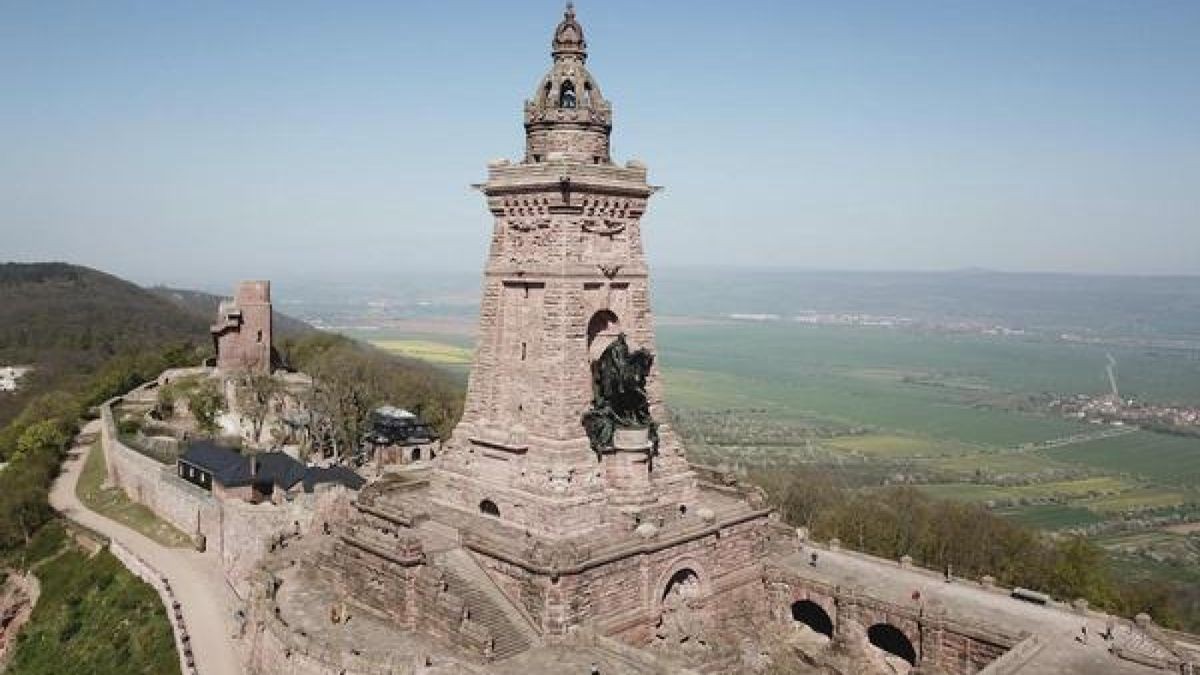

363,405,440,466
178,442,365,504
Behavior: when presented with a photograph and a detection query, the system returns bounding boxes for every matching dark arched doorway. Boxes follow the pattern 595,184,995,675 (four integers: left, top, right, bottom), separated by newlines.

867,623,917,665
479,499,500,518
790,600,833,638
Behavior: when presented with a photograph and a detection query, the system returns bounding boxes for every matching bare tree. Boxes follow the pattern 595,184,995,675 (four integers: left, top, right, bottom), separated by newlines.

235,372,283,446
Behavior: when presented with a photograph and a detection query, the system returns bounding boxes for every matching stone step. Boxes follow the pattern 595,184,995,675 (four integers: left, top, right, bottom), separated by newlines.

435,548,540,660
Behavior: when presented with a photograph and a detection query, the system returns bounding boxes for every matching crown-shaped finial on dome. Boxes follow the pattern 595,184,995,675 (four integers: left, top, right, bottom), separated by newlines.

552,2,587,61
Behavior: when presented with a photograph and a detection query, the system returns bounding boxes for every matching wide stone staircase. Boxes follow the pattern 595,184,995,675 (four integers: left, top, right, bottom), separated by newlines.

434,548,541,660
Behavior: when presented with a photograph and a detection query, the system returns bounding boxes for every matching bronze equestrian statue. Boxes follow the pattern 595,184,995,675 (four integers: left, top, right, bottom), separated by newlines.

581,333,659,455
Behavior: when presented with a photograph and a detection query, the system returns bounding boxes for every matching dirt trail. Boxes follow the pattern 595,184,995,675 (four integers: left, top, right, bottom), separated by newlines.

49,424,244,675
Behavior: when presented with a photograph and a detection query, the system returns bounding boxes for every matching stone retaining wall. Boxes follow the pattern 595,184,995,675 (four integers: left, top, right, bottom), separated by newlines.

246,600,487,675
101,401,218,542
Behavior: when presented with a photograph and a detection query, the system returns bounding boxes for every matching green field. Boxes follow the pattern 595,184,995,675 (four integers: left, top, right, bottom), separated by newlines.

995,504,1106,529
371,339,474,366
1042,431,1200,486
657,323,1094,448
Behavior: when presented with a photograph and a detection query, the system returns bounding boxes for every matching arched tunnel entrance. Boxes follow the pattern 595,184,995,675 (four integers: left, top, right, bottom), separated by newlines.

867,623,917,666
790,600,833,638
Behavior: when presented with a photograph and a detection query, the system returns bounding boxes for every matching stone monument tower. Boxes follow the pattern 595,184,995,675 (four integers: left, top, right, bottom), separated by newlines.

434,2,699,536
312,6,770,653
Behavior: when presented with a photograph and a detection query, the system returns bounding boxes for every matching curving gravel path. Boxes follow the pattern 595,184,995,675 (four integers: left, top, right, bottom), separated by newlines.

49,423,244,675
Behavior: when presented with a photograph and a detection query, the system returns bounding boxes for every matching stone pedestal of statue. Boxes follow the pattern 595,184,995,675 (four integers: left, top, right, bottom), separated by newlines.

603,427,655,505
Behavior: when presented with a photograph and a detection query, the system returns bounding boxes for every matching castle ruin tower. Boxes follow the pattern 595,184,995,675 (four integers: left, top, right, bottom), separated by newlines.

435,3,698,536
211,280,273,375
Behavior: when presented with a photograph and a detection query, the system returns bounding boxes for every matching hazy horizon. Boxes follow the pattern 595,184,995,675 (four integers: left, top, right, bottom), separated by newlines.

3,1,1199,282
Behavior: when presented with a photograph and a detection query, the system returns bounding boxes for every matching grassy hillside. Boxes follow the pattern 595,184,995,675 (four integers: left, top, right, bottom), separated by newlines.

5,525,179,675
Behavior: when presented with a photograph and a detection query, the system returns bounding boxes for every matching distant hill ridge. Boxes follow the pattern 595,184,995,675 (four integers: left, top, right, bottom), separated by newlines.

148,286,315,340
0,262,315,426
0,263,208,360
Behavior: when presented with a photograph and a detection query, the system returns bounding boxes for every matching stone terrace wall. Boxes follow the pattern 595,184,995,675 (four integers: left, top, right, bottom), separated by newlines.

220,490,352,598
101,401,217,542
246,592,488,675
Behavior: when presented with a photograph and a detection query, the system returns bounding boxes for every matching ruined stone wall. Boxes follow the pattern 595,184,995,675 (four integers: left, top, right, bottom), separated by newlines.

219,489,351,597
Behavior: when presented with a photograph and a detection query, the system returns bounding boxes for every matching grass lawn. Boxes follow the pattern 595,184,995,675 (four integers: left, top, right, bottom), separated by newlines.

916,477,1135,504
76,443,192,548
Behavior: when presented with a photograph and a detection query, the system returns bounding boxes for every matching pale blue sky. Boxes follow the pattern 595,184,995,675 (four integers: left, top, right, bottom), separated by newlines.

2,1,1198,286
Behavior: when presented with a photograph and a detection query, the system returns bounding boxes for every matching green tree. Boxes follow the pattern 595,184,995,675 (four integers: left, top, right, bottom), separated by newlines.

186,380,224,435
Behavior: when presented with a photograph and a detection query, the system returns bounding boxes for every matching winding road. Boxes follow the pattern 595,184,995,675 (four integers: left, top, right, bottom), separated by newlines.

49,422,245,675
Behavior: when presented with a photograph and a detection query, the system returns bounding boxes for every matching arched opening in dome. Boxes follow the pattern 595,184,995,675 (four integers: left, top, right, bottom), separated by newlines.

559,80,577,108
582,81,593,107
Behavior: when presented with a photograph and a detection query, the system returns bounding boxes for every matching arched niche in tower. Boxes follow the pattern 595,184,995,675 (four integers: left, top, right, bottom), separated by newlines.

587,309,620,361
559,80,576,108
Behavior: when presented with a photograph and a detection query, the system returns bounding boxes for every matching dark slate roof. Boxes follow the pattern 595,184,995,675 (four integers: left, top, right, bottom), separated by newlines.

180,442,364,493
219,451,307,490
179,441,244,483
302,466,367,492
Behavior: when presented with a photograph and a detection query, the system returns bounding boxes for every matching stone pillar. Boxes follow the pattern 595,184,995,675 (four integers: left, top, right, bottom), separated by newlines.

602,427,655,505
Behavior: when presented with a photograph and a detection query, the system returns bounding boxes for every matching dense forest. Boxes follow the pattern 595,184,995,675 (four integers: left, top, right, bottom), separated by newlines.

755,466,1200,632
0,263,211,426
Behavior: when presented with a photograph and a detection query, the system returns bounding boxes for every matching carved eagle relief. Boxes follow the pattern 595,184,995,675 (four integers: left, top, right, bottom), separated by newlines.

581,217,625,236
509,217,551,232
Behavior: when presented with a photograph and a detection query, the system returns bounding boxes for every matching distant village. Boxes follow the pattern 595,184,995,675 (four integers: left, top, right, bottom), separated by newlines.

1048,392,1200,435
728,311,1028,337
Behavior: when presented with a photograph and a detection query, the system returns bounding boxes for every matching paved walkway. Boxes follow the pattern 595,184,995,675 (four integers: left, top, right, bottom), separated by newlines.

49,424,244,675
